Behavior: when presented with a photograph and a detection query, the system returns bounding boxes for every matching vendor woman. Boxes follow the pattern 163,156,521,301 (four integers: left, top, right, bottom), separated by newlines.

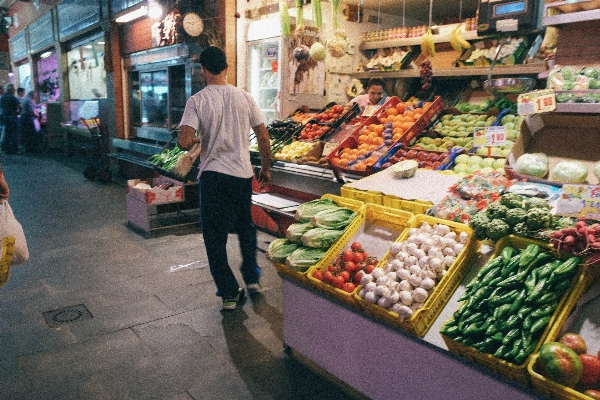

350,77,389,111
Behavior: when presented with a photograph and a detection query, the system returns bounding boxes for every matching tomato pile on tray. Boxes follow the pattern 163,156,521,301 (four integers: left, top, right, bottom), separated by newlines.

311,241,379,293
313,104,349,124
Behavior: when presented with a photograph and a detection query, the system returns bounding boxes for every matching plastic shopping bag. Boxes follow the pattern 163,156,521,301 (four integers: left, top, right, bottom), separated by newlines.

0,201,29,265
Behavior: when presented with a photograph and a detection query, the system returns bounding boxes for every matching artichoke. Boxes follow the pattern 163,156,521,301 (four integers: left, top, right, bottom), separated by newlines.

505,208,527,227
525,207,552,230
469,213,491,241
486,202,509,220
500,193,525,209
486,219,511,241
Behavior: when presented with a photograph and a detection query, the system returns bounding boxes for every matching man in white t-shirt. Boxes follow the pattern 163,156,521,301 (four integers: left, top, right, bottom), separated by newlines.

177,46,271,310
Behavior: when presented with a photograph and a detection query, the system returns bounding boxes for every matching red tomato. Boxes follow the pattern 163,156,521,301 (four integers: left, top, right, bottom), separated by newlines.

365,264,375,274
338,270,351,282
331,275,345,289
344,261,357,273
328,264,336,273
323,270,334,283
352,252,364,264
341,282,356,293
342,250,354,262
312,269,323,281
580,354,600,385
350,242,363,252
353,271,363,285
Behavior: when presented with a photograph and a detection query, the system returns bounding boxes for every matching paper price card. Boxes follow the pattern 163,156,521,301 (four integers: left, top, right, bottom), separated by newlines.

473,126,507,147
517,89,556,115
556,184,600,221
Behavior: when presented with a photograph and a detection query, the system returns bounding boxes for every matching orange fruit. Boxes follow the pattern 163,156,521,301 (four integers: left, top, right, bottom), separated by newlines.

373,136,384,146
385,107,398,117
358,134,369,143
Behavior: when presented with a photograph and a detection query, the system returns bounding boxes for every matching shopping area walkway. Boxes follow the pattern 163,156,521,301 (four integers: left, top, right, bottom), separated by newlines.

0,152,355,399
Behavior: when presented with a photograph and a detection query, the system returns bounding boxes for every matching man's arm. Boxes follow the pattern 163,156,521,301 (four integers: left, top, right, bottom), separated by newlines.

177,125,200,151
252,123,271,188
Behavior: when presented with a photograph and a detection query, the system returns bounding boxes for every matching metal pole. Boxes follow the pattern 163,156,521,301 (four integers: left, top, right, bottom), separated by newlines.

402,0,406,27
429,0,433,27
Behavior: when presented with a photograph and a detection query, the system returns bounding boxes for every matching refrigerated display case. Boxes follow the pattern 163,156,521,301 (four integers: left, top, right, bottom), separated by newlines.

247,39,280,125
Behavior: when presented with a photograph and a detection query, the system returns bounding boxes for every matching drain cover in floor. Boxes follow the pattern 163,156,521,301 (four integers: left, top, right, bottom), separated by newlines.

43,304,93,328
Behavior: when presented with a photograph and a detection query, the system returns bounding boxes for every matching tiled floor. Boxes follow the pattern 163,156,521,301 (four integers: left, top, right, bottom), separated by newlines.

0,152,355,399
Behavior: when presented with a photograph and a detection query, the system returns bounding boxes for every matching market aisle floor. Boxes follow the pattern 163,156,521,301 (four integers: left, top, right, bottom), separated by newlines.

0,152,355,400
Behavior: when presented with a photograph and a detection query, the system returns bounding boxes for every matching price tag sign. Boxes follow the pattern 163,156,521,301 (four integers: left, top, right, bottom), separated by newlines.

473,126,507,147
557,184,600,220
517,89,556,115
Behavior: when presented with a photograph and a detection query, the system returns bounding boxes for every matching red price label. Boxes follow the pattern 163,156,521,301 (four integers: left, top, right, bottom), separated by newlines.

473,126,507,147
518,89,556,115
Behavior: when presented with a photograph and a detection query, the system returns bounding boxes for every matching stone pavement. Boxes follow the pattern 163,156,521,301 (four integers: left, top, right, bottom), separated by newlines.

0,152,354,399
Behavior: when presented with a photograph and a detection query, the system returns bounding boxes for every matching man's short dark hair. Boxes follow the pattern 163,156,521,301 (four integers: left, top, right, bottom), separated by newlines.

200,46,228,75
367,77,385,89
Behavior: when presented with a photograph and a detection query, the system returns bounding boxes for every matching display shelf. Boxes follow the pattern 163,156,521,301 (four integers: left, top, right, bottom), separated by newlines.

351,64,547,79
555,102,600,113
360,28,480,51
542,3,600,26
281,277,542,400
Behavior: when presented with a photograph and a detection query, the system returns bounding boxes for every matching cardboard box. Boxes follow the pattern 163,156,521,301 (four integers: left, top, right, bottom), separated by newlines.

127,177,184,205
506,113,600,186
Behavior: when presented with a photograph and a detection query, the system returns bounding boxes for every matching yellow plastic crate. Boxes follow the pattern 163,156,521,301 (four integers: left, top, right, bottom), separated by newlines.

340,185,384,206
353,214,477,337
271,194,366,286
306,204,414,306
382,194,432,215
527,269,596,400
441,235,585,387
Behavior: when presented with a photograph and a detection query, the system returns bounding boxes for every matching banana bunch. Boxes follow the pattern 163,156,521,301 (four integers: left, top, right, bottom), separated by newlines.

420,28,436,58
450,23,471,53
541,26,559,50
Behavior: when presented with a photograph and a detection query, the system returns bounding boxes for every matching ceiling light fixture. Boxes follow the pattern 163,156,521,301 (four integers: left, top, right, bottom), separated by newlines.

115,6,148,23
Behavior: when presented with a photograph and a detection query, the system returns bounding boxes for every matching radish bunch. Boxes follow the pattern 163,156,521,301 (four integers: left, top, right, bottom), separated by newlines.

550,220,600,265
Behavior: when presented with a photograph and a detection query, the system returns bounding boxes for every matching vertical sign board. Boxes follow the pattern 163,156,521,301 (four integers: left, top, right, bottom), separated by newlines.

10,30,27,61
28,12,55,53
57,0,101,40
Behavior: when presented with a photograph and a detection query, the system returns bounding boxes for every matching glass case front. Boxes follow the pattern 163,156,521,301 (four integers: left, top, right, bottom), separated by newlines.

129,64,187,131
66,37,106,100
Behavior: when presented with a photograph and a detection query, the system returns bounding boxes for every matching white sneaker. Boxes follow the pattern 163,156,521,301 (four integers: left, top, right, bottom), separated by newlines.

247,283,261,295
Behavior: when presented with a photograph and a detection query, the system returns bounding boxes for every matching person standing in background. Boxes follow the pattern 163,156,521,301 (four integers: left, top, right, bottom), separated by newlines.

0,85,6,150
177,46,271,311
16,87,25,100
20,90,41,153
350,77,389,112
0,84,22,154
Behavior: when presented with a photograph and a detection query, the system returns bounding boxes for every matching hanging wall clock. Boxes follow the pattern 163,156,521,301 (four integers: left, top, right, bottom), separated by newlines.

182,12,203,37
